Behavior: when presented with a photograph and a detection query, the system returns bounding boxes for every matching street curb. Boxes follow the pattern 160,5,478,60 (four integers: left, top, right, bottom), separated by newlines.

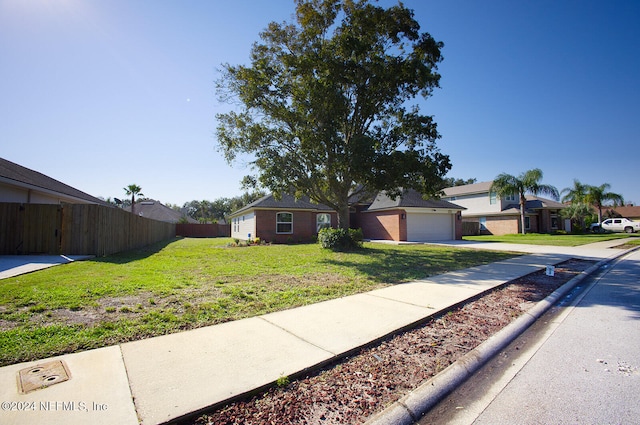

364,247,639,425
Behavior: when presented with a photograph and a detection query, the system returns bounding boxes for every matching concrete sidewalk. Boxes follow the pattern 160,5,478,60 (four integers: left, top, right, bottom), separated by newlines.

0,240,633,425
0,255,93,280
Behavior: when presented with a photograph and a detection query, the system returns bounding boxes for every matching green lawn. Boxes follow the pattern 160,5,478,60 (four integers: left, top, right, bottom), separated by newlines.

0,238,516,366
463,233,637,246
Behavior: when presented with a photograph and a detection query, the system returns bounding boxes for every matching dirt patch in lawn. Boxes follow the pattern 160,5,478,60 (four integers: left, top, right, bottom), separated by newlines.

4,273,373,333
190,258,595,425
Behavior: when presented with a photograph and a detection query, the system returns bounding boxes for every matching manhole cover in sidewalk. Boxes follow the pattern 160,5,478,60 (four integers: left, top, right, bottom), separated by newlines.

17,360,70,394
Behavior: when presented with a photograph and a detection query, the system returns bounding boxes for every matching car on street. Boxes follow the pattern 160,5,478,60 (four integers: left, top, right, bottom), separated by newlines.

591,217,640,233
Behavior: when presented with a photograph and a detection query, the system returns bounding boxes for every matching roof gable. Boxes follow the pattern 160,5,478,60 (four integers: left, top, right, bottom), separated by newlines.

231,193,334,216
367,189,465,211
442,181,494,197
0,157,107,205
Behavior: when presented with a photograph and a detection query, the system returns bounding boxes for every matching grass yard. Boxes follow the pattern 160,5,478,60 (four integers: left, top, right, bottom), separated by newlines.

463,233,637,246
0,238,516,366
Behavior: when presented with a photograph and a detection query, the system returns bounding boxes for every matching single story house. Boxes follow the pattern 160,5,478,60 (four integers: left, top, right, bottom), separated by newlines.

124,199,198,224
603,205,640,221
441,181,567,235
230,193,338,243
0,157,107,205
229,189,465,243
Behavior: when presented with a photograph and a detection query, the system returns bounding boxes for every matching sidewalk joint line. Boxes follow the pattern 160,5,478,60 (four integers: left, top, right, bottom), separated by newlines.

257,316,337,356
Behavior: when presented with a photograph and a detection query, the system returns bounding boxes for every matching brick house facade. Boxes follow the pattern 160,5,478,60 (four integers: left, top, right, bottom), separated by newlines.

230,191,465,243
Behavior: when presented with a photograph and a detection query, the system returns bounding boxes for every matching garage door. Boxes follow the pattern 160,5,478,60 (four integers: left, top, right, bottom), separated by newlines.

406,213,453,241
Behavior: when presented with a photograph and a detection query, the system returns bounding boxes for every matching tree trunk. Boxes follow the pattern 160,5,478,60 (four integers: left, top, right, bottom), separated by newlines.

337,203,350,230
520,194,527,235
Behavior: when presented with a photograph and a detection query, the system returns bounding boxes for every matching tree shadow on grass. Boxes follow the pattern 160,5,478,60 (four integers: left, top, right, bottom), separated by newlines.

321,246,516,284
89,237,183,265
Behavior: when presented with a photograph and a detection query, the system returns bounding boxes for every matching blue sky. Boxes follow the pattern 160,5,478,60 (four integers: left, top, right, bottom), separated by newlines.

1,0,638,206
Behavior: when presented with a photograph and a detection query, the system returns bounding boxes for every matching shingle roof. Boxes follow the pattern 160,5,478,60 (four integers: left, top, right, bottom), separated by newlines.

230,193,334,216
0,157,107,205
366,189,465,211
442,181,493,197
124,200,198,223
604,205,640,218
503,196,566,213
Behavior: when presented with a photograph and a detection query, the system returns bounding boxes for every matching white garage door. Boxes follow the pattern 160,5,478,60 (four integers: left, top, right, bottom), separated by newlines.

406,213,453,241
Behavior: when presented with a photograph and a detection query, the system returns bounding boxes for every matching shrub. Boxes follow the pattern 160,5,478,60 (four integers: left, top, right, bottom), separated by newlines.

318,228,363,251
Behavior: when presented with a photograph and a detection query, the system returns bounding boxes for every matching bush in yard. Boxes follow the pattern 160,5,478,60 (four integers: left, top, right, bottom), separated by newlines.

318,228,363,251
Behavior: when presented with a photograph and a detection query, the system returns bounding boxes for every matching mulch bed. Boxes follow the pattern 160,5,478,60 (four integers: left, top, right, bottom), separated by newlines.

189,259,594,425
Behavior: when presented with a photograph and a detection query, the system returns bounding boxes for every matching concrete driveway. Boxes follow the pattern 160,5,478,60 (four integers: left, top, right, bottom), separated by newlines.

0,255,93,280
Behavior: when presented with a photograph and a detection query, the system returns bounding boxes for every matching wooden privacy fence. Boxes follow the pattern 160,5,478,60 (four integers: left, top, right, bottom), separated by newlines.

462,221,481,236
0,203,175,256
176,223,230,238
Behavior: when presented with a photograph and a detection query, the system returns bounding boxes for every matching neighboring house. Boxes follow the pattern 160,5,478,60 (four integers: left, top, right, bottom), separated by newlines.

229,193,337,243
603,205,640,221
0,157,108,205
441,181,566,235
229,189,465,243
124,200,197,224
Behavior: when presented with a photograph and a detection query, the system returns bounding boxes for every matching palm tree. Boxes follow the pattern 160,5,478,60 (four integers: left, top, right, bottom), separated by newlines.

124,184,144,215
586,183,624,224
560,202,595,233
560,179,589,204
491,168,559,235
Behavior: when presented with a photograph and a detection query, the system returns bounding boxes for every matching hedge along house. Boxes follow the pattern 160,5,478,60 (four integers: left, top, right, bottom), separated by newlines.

230,190,465,243
229,193,337,243
357,189,465,242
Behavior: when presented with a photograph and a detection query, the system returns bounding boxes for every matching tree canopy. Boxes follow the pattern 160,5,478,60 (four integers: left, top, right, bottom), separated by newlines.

442,177,477,188
182,191,266,223
216,0,450,228
490,169,559,235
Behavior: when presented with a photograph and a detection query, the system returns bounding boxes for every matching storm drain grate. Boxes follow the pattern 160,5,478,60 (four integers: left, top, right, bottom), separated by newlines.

17,360,70,394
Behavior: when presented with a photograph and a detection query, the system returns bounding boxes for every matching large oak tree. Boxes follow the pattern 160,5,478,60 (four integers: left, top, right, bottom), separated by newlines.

216,0,450,228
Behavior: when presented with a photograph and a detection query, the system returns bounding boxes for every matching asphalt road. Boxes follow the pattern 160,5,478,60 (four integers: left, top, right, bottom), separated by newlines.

419,249,640,425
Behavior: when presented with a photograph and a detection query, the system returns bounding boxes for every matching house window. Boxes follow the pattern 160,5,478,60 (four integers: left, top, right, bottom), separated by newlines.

276,212,293,234
316,213,331,232
479,217,487,231
505,193,516,202
551,214,559,229
525,216,531,230
489,191,497,205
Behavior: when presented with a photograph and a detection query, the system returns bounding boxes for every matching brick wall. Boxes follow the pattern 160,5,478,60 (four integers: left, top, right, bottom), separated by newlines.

176,223,230,237
359,210,405,241
484,216,519,235
455,211,464,239
254,210,337,243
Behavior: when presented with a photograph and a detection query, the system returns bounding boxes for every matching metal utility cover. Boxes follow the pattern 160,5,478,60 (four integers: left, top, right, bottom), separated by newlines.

17,360,70,394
